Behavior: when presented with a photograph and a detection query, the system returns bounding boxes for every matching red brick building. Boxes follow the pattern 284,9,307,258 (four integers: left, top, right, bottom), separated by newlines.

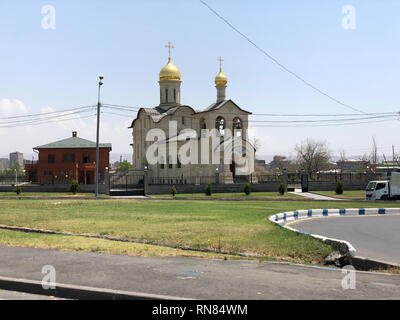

25,132,112,184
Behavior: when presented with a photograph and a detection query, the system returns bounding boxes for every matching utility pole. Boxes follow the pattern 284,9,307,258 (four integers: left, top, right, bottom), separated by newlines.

95,75,104,199
393,145,395,163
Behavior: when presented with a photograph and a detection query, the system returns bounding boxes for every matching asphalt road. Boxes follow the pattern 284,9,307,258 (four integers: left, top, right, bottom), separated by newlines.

289,215,400,265
0,245,400,299
0,289,62,300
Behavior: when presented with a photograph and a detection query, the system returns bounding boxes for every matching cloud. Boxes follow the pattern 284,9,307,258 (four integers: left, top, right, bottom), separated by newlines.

0,98,31,116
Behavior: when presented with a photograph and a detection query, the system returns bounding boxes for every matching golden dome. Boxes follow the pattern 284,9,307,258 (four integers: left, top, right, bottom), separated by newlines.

215,70,228,86
159,58,181,82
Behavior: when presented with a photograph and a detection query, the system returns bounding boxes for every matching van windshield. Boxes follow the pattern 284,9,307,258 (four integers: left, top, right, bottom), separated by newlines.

366,182,376,191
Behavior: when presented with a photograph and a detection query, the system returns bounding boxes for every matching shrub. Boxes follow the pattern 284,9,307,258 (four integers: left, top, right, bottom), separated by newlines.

171,186,177,197
278,183,286,195
70,180,79,195
205,183,212,196
335,181,344,195
14,186,21,195
244,183,251,196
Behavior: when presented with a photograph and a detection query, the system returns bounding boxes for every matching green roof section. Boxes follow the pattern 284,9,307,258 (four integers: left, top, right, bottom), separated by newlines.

34,136,112,150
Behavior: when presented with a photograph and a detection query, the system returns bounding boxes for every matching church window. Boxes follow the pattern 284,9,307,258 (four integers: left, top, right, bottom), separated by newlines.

215,117,225,136
168,156,173,169
166,89,168,103
160,156,165,169
182,116,185,125
177,156,181,168
174,89,176,102
233,118,242,137
200,119,206,137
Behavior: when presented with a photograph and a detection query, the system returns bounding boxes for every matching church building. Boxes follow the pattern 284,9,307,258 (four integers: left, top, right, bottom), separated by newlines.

129,43,254,184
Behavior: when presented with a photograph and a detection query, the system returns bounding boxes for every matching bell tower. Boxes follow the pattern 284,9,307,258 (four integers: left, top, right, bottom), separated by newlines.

158,41,182,110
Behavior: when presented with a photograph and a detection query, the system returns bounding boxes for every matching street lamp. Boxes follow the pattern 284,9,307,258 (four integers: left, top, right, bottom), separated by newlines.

95,75,104,199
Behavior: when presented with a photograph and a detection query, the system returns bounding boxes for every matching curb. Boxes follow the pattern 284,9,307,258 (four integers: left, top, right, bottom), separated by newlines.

269,208,400,267
0,275,191,300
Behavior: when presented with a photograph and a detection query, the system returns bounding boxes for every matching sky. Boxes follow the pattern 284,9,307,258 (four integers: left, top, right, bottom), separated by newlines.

0,0,399,162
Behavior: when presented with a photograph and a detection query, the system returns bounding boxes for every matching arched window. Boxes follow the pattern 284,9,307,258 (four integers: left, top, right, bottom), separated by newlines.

233,117,242,137
200,118,207,137
165,89,168,103
174,89,176,102
215,117,225,136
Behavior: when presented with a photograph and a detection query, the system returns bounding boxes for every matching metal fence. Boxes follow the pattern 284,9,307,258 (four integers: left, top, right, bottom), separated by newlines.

0,176,26,185
149,176,216,185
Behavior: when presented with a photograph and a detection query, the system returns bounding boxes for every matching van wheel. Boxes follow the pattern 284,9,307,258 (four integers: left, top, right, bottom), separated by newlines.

381,195,389,200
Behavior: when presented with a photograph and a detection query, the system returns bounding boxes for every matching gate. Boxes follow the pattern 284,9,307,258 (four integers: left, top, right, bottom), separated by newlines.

109,170,145,196
301,174,309,192
286,172,308,192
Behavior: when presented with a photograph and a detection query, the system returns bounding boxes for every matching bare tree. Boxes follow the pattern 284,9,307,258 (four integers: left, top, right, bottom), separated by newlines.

295,139,332,176
370,137,378,172
251,137,260,156
337,149,347,173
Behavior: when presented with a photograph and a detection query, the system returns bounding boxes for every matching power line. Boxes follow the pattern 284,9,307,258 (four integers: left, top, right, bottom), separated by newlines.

200,0,369,114
0,114,96,129
0,108,95,125
251,118,397,128
104,102,398,118
0,105,95,120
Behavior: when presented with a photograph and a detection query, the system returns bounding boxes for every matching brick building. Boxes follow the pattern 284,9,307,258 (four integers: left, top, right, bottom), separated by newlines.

25,132,112,184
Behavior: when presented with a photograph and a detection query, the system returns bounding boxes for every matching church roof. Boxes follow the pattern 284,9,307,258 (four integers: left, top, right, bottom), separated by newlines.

34,136,112,150
201,99,252,114
129,100,250,128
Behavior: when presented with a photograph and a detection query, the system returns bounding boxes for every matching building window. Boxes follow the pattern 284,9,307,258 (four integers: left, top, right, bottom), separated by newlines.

182,116,185,125
177,156,181,168
166,89,168,103
216,116,225,136
174,89,176,102
83,155,90,163
168,156,173,169
200,118,207,137
63,154,75,162
160,156,165,169
233,117,242,137
48,154,56,163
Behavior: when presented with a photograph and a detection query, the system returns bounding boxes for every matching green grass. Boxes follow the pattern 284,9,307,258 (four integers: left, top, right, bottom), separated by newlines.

0,192,108,198
0,198,398,265
0,229,237,260
151,191,302,199
312,190,366,199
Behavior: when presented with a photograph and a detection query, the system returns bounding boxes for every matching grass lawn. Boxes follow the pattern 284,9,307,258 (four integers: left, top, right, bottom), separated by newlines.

0,229,237,260
312,190,366,199
0,192,108,198
0,198,398,265
151,192,303,199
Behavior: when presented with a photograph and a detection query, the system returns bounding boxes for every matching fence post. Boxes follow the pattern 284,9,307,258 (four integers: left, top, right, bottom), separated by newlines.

144,169,149,195
283,169,288,190
104,171,110,195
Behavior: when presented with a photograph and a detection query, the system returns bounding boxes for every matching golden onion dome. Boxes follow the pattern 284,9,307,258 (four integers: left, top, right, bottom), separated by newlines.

215,70,228,86
159,58,181,82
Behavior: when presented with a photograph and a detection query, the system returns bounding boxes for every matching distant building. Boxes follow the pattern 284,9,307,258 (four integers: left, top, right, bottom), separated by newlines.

0,158,10,170
376,161,400,172
25,131,112,184
336,159,369,172
9,152,23,167
268,155,289,170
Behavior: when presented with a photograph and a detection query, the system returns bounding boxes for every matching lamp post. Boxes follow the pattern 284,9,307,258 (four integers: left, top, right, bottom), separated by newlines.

14,169,17,186
95,75,104,199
